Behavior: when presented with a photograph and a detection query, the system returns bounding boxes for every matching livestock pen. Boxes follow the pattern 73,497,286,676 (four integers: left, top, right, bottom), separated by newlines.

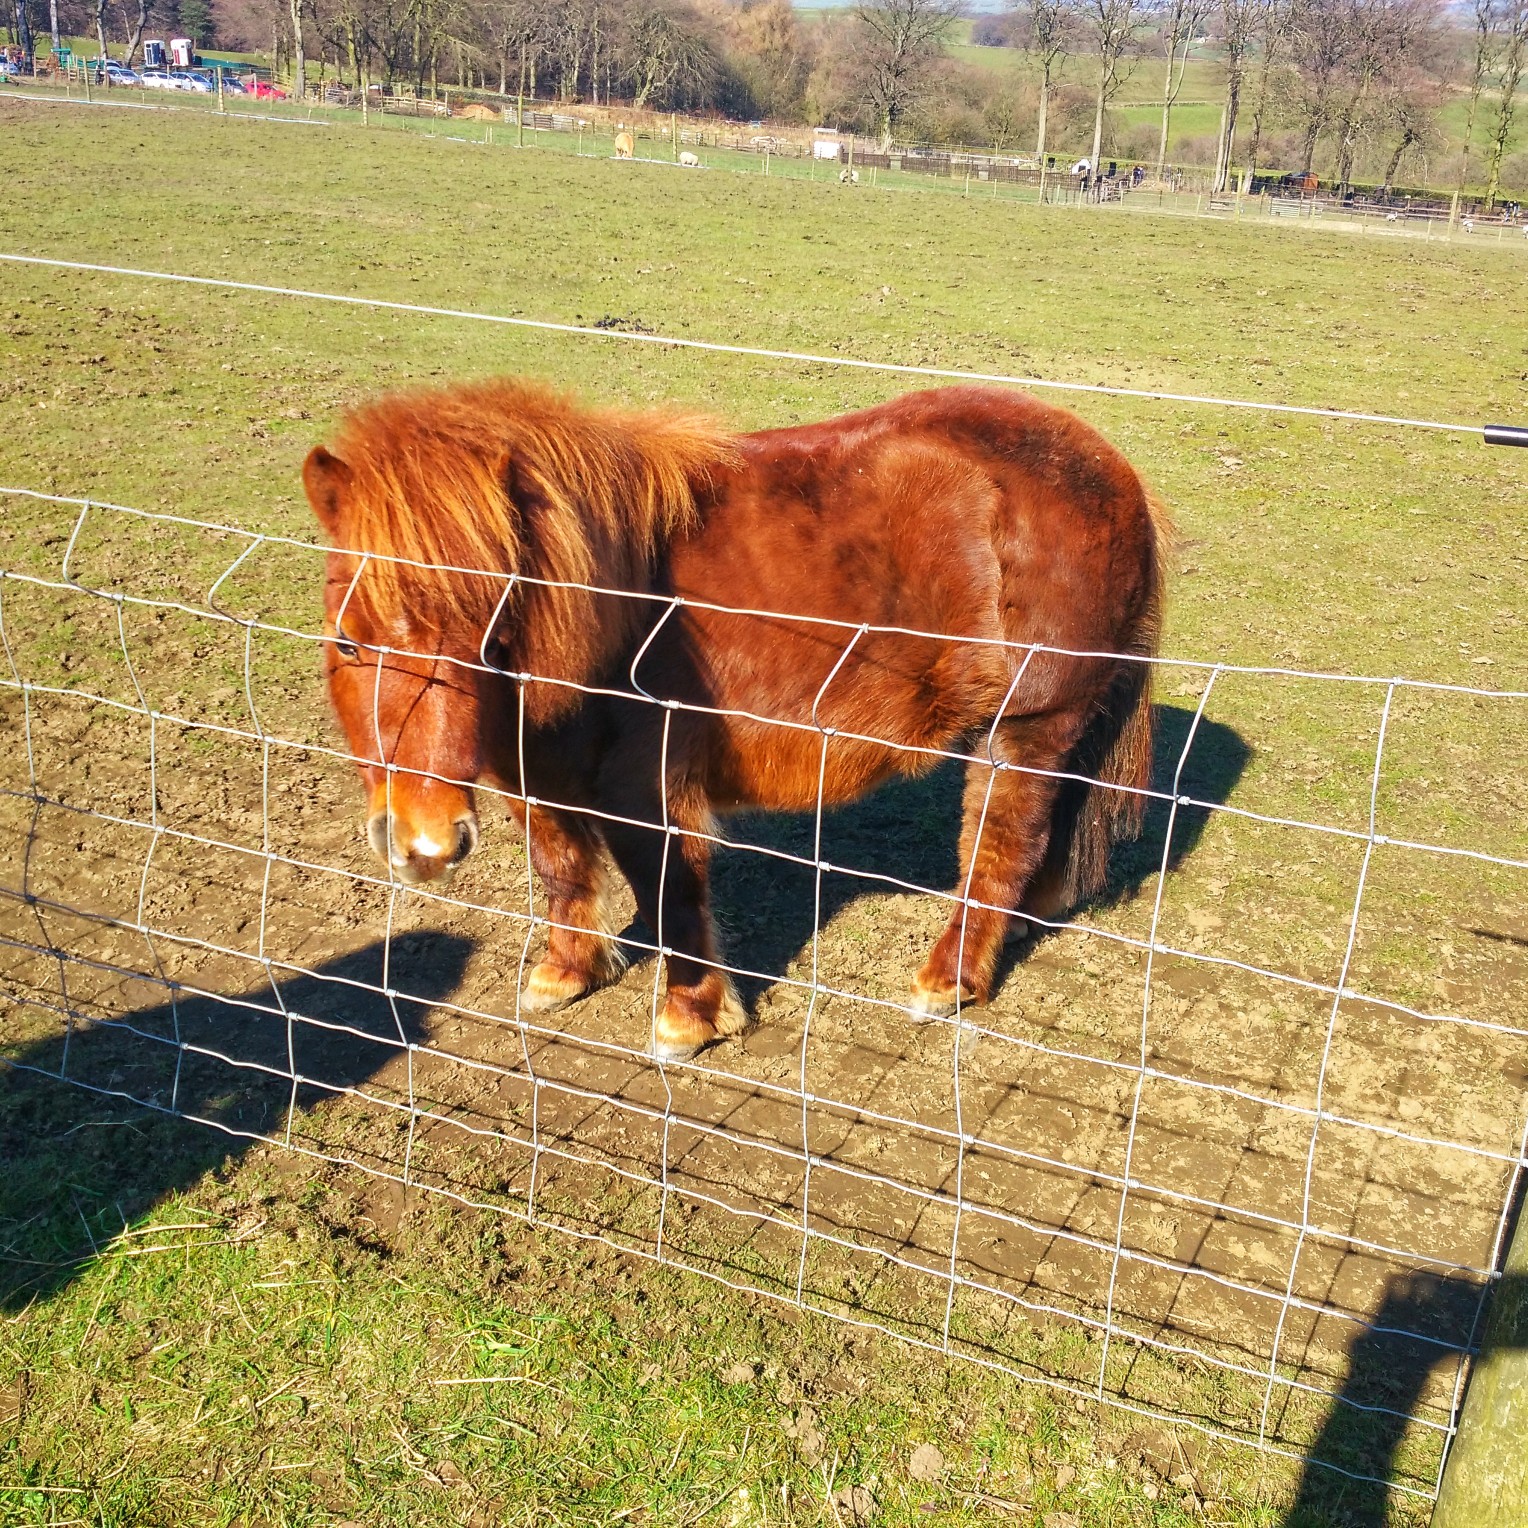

1,99,1525,1526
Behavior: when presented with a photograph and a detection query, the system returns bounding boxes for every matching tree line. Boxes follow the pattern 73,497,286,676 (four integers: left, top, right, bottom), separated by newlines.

11,0,1526,198
984,0,1525,201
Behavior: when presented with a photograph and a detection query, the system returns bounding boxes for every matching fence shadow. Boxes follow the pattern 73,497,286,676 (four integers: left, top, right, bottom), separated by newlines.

711,702,1251,1001
1280,1239,1526,1523
0,930,473,1310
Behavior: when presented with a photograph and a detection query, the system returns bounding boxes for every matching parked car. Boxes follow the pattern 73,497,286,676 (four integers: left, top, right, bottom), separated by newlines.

0,57,22,78
215,73,247,93
244,79,288,100
171,70,212,91
140,69,176,89
91,60,142,85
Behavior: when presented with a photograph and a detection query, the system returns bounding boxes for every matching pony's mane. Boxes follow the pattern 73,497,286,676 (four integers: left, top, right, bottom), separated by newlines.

328,379,738,630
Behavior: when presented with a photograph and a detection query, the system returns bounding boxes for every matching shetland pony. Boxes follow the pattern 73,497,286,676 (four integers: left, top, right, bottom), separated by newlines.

304,382,1169,1059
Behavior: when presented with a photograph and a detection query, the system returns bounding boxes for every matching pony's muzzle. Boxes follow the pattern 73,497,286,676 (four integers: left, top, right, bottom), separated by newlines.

367,810,479,883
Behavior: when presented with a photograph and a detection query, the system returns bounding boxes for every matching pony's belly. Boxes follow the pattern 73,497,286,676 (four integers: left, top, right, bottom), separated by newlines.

706,717,939,814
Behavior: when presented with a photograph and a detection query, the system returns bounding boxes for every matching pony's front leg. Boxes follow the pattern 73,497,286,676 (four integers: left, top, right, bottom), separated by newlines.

600,801,747,1060
508,798,627,1013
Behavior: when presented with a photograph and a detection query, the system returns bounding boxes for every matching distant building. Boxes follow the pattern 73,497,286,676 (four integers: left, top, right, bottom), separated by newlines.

813,127,842,162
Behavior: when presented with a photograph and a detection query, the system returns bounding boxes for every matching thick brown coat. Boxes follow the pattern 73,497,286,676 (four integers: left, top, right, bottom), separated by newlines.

306,381,1168,1058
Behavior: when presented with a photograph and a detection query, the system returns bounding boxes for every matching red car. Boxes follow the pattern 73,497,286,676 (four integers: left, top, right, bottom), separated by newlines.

245,79,289,100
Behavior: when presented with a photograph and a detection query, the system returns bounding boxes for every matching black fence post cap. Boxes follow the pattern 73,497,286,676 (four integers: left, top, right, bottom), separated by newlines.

1484,423,1528,448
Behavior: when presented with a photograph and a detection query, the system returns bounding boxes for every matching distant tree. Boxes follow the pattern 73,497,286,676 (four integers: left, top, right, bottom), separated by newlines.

1331,0,1440,195
123,0,153,64
1014,0,1079,161
14,0,34,63
177,0,209,44
1376,66,1442,190
854,0,963,149
1243,0,1294,180
720,0,812,119
981,81,1032,147
287,0,306,97
1153,0,1212,177
1483,0,1528,204
1212,0,1257,189
619,2,717,109
970,13,1019,45
1458,0,1503,194
1081,0,1142,170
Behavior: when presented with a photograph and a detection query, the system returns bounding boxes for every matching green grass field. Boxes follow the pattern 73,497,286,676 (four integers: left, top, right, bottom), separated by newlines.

1,96,1526,1527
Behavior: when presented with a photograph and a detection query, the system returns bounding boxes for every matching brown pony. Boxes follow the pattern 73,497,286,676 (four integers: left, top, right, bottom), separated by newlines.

303,381,1169,1058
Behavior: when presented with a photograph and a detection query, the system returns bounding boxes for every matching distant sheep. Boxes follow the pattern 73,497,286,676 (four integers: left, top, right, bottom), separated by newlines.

614,131,634,159
839,168,860,185
679,150,700,168
1463,218,1475,233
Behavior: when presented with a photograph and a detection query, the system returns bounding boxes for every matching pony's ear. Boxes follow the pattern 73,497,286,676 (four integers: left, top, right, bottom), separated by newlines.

303,445,352,535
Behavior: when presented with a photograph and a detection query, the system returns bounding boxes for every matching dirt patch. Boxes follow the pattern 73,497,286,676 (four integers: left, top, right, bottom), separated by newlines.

4,657,1523,1496
1,521,1524,1495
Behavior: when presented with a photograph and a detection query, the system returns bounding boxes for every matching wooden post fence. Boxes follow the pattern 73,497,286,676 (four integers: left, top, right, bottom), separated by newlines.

1433,1207,1528,1527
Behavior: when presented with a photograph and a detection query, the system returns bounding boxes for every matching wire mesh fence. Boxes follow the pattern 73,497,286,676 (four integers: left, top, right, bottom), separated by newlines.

1,485,1524,1500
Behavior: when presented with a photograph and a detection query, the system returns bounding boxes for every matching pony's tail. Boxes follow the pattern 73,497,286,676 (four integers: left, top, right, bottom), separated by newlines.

1037,490,1172,914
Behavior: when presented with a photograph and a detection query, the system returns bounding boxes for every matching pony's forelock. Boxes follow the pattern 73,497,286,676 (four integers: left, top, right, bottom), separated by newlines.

319,380,739,717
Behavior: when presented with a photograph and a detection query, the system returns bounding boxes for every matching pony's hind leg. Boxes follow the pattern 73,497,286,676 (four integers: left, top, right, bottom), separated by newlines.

910,715,1073,1020
512,800,627,1013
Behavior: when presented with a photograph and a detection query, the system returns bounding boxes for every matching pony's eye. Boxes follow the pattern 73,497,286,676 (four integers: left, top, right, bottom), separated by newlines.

335,639,359,660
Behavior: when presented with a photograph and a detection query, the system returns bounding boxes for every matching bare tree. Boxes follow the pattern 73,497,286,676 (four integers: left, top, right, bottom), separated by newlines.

855,0,963,149
720,0,812,120
480,0,540,96
1483,0,1528,204
1283,0,1437,186
1212,0,1256,190
290,0,307,97
1013,0,1078,161
620,2,716,109
1154,0,1211,177
1376,66,1441,191
1081,0,1141,171
123,0,151,65
13,0,34,66
1243,0,1293,181
1458,0,1504,196
1288,0,1349,173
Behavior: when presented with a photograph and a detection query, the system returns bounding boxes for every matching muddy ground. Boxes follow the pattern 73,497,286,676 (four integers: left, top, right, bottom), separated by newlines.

3,538,1525,1494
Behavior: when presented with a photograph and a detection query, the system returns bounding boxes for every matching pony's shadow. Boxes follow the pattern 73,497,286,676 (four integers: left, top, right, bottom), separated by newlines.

0,931,473,1309
708,703,1251,1004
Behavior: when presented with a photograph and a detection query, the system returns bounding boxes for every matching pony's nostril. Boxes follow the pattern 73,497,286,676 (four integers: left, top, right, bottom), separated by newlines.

367,813,394,860
450,817,479,865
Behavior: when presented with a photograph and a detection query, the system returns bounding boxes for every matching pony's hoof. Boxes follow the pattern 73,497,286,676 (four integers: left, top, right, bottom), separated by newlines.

520,961,591,1014
652,978,750,1060
908,976,977,1023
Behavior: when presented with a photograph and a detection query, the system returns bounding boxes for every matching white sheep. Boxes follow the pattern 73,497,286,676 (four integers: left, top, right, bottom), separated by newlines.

679,151,699,168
